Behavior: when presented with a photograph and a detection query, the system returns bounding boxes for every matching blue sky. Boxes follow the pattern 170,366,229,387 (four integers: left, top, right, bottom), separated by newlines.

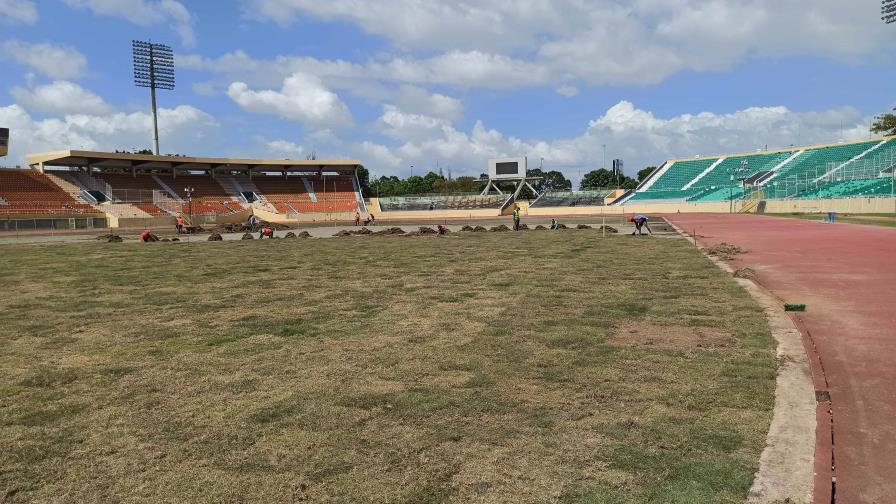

1,0,894,184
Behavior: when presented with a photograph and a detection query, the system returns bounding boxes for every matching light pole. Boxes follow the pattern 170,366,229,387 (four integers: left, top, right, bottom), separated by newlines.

602,144,607,170
410,165,414,178
184,186,194,227
133,40,175,155
728,159,749,213
884,0,896,23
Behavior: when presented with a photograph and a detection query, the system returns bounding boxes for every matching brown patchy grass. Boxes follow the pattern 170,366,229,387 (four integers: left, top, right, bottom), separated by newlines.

607,322,735,350
0,232,776,503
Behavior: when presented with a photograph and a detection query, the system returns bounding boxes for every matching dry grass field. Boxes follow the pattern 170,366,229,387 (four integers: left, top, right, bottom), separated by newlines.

0,230,776,503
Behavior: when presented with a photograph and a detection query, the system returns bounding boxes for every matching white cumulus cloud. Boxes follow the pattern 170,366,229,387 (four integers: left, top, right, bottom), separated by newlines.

0,41,88,80
11,81,113,115
63,0,196,46
265,139,305,158
0,0,38,24
358,101,872,183
240,0,892,86
227,72,353,128
0,103,217,165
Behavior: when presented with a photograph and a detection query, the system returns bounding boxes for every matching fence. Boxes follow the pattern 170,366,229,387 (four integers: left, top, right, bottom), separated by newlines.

0,216,108,233
760,149,896,200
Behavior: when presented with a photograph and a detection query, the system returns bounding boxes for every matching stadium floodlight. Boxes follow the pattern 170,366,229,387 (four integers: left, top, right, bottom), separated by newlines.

884,0,896,23
132,40,175,155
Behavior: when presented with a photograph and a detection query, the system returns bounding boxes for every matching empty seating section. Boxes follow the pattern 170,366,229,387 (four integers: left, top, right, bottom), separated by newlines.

0,169,96,214
790,178,893,200
96,173,244,216
687,186,746,202
695,152,792,188
133,203,169,216
621,137,895,204
155,174,232,201
772,141,879,182
626,187,704,202
252,175,359,213
379,194,506,211
831,139,896,179
531,191,610,207
96,173,166,201
647,159,718,191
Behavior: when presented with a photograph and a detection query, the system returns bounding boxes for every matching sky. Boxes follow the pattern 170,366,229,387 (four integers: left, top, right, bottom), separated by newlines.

0,0,894,185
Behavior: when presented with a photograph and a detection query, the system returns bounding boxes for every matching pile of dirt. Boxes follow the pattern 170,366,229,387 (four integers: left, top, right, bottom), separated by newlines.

97,234,123,242
172,237,180,242
598,225,618,234
218,220,291,233
283,232,297,239
733,267,757,280
161,238,171,242
518,223,529,230
707,242,745,260
334,230,353,237
241,233,254,240
460,225,474,232
208,233,223,241
403,231,421,237
374,227,406,235
534,225,548,231
577,224,592,229
298,231,312,238
555,223,569,230
418,226,438,235
472,225,488,232
490,224,511,232
353,227,373,235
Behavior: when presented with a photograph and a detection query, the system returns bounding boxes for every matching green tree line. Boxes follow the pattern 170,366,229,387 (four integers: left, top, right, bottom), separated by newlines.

362,165,657,198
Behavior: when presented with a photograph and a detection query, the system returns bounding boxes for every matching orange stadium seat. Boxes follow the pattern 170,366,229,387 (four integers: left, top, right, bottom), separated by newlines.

0,169,96,214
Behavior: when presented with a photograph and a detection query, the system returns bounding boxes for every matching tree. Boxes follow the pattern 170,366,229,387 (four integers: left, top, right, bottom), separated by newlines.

871,108,896,136
540,170,572,191
637,166,657,183
580,168,614,190
356,165,370,196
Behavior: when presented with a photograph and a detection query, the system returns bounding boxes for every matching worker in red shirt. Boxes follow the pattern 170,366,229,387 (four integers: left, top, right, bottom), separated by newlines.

175,215,185,234
259,226,275,239
140,229,158,242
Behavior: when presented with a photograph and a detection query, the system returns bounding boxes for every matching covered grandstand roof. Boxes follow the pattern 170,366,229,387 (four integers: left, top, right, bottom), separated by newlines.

25,150,363,173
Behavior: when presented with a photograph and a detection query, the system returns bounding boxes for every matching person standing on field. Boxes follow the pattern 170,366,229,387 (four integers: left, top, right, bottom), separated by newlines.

175,215,185,234
512,207,521,231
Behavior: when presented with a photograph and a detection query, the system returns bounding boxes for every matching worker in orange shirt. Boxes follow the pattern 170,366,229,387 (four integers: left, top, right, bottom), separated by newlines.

175,215,185,234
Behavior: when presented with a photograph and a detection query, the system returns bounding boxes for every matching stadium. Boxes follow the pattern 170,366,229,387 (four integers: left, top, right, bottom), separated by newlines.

2,2,896,504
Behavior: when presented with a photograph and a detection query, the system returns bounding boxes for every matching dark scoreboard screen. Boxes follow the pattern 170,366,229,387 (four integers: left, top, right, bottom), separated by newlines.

495,161,519,176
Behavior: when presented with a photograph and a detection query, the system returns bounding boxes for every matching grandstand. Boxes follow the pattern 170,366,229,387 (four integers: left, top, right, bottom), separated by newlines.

620,136,896,205
3,150,366,228
529,189,614,207
378,193,507,211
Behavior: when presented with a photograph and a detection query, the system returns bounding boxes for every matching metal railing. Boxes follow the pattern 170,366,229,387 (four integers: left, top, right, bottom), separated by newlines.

759,151,896,200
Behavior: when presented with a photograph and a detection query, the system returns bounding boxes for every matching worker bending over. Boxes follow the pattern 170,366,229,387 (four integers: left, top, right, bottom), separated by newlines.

629,215,652,235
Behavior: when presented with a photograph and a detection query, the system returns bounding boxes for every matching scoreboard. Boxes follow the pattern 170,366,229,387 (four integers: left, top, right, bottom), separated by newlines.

0,128,7,157
488,157,527,180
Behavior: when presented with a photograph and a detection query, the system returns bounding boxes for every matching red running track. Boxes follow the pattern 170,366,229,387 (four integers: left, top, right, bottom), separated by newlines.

666,214,896,504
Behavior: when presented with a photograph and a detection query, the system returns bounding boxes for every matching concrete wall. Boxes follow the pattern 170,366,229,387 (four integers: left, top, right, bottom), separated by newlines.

372,208,501,220
761,197,896,214
526,201,732,216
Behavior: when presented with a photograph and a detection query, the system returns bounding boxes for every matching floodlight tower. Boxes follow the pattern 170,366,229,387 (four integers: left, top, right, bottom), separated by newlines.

884,0,896,23
132,40,175,155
